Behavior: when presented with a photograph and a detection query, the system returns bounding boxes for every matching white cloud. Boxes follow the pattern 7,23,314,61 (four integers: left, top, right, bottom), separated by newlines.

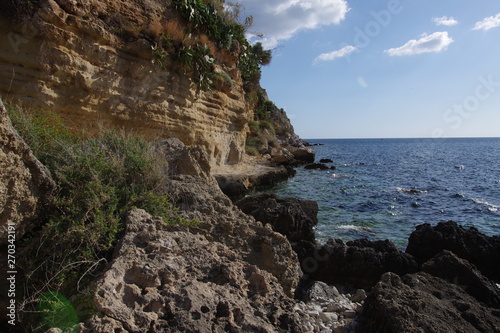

313,45,357,64
384,32,454,56
238,0,350,49
433,16,458,26
473,13,500,31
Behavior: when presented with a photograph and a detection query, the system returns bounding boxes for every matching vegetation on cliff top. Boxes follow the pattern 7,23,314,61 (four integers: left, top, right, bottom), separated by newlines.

8,105,194,331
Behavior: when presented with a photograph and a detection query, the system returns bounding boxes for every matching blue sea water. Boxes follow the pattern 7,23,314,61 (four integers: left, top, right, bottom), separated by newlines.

270,138,500,248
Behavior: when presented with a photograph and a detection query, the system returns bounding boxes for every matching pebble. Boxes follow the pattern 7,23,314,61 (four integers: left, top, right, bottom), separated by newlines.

294,285,365,333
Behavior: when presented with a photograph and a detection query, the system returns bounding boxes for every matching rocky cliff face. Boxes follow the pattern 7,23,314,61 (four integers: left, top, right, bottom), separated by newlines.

0,0,249,166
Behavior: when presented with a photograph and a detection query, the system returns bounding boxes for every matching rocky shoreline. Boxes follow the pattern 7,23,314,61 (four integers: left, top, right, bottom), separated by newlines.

86,140,500,332
3,100,500,332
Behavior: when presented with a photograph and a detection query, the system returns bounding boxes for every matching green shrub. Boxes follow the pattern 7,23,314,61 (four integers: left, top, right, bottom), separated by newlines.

8,105,195,330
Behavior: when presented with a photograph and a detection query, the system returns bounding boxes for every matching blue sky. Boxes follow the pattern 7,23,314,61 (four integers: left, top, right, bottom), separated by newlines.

238,0,500,139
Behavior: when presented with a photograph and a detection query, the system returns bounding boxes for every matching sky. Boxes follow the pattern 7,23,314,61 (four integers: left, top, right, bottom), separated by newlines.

237,0,500,139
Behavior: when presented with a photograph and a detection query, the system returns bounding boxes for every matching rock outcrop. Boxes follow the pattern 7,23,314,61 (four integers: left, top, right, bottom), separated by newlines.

358,272,500,333
156,140,301,297
421,250,500,308
0,0,249,167
0,99,55,244
235,193,318,244
406,221,500,282
294,238,419,290
84,209,302,333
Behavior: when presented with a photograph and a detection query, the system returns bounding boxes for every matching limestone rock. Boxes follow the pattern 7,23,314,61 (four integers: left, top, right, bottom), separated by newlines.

422,250,500,308
0,99,55,244
358,272,500,333
215,165,295,200
406,221,500,282
165,175,301,297
284,146,316,164
0,0,249,167
235,193,318,244
294,238,418,289
83,209,302,332
156,138,211,181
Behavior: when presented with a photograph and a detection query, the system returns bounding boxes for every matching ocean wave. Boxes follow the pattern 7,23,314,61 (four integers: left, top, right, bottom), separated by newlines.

472,198,500,212
396,187,428,195
336,225,372,232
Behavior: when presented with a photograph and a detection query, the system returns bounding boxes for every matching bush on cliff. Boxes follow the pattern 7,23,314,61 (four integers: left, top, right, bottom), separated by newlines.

8,105,192,330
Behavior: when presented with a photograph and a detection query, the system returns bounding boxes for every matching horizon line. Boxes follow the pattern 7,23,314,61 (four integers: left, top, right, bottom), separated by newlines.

304,136,500,140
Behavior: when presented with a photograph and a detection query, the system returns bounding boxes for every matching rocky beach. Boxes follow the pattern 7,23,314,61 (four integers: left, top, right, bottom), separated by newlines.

1,1,500,332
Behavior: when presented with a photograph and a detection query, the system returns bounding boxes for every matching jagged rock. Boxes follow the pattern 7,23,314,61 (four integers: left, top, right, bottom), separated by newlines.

406,221,500,282
283,145,316,164
270,147,295,165
358,272,500,333
235,193,318,244
155,138,211,180
319,159,334,163
304,163,336,170
298,281,341,303
294,238,418,290
165,175,300,297
0,99,56,244
83,210,302,332
421,250,500,308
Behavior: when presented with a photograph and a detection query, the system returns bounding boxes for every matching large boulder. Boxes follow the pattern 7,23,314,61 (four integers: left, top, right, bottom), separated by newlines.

422,250,500,308
294,238,418,290
83,210,302,332
406,221,500,282
0,99,55,244
155,138,211,180
235,193,319,244
283,145,316,164
358,272,500,333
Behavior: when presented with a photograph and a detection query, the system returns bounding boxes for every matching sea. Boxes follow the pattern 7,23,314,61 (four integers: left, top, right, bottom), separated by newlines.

269,137,500,249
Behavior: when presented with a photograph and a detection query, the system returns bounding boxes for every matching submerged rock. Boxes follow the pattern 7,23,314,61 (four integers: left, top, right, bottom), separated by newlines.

304,163,336,170
236,193,319,244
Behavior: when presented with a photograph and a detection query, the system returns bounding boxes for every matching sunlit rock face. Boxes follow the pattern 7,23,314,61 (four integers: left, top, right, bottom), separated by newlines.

0,0,250,166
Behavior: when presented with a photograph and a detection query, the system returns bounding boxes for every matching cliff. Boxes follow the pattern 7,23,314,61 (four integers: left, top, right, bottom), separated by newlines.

0,0,261,167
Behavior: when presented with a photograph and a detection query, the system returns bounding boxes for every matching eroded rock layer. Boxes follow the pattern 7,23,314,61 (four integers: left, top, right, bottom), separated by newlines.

0,0,249,166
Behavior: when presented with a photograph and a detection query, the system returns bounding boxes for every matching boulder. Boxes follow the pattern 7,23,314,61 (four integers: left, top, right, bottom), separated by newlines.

165,175,300,297
215,166,295,200
155,138,211,180
83,210,302,332
297,281,341,303
319,159,333,163
270,147,295,165
304,163,335,170
235,193,318,243
294,238,418,290
358,272,500,333
406,221,500,282
283,145,316,164
422,250,500,308
0,99,56,244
